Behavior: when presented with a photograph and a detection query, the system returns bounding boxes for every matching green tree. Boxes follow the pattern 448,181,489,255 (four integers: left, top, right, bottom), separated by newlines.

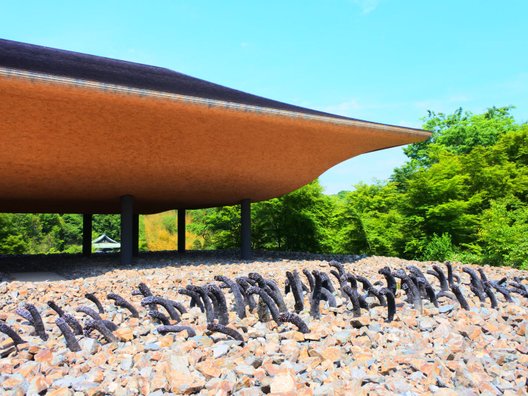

93,215,121,241
196,205,241,249
478,197,528,269
253,180,334,252
405,106,518,165
191,180,334,252
333,183,405,256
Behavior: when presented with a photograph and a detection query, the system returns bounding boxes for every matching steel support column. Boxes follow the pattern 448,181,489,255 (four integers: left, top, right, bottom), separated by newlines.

132,213,139,257
240,199,252,260
82,213,92,256
178,209,186,253
120,195,134,265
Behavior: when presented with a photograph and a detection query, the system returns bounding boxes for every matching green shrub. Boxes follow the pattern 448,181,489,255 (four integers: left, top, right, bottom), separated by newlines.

420,233,456,261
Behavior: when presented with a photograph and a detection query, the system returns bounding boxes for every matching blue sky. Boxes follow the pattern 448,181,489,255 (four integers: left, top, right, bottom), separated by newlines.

2,1,527,194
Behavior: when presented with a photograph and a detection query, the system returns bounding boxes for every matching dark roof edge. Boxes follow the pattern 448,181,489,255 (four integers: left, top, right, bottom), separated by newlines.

0,38,430,135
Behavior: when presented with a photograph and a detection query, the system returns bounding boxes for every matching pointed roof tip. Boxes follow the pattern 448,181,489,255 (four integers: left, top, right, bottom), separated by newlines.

92,233,119,244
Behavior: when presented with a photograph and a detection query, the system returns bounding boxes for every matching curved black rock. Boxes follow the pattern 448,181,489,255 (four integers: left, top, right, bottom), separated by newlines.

489,281,513,303
207,322,245,344
214,275,246,319
75,306,118,331
85,293,105,314
0,321,26,346
320,287,337,308
56,317,81,352
462,267,487,302
341,273,358,290
135,282,157,311
236,277,257,312
148,310,171,325
329,260,345,277
379,288,396,322
186,285,215,323
47,300,65,317
302,269,315,291
355,275,374,293
24,304,48,341
178,288,205,312
477,268,489,283
445,261,458,287
63,313,84,335
207,284,229,325
366,285,387,307
157,325,196,337
407,265,428,282
429,265,449,292
278,312,310,334
482,281,498,309
417,278,439,308
309,271,323,319
107,293,139,318
451,284,470,310
286,271,304,313
76,305,103,321
83,319,117,343
319,272,335,294
342,285,362,317
378,266,397,295
141,296,180,322
15,307,33,324
246,286,281,325
263,279,288,313
169,300,188,315
394,269,423,313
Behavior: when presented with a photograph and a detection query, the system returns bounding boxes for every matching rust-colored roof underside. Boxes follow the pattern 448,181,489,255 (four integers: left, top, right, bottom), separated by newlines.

0,40,430,214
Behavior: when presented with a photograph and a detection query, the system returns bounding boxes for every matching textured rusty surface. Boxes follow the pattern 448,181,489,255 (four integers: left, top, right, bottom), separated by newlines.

0,74,429,214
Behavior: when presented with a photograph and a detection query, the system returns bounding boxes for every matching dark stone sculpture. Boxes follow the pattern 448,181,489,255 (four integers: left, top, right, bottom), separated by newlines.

157,325,196,337
85,293,105,314
207,323,244,344
107,293,139,318
56,317,81,352
278,312,309,333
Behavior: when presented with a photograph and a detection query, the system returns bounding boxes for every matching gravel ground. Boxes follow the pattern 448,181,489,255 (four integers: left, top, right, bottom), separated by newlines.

0,252,527,395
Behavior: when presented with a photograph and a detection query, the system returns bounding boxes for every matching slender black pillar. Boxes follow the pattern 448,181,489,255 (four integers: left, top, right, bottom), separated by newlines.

120,195,134,265
178,209,186,253
132,213,139,257
82,213,93,257
240,199,252,259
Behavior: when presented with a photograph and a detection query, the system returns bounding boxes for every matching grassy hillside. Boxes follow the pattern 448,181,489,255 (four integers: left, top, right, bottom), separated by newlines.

142,210,201,251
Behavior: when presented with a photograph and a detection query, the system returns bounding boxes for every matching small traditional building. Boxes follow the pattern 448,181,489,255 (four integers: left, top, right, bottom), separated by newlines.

92,234,121,253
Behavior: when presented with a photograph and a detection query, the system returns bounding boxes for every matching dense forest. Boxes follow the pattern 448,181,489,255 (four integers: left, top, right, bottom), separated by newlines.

1,107,526,269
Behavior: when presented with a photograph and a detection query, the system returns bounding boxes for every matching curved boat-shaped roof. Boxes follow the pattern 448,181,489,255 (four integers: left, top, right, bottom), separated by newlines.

0,38,430,214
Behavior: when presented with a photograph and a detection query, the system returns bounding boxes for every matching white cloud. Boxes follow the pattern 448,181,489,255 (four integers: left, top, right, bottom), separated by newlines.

351,0,381,15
